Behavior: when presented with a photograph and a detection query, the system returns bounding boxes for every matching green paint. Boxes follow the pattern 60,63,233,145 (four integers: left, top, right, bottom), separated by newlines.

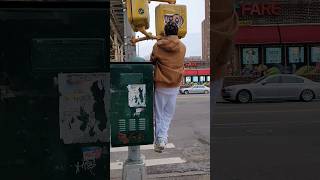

110,63,154,147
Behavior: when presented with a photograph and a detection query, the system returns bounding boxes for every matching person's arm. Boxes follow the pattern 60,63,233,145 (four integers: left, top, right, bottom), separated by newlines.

150,45,158,65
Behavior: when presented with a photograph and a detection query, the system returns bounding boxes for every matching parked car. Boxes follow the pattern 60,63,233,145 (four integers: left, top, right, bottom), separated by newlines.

180,85,210,94
222,74,320,103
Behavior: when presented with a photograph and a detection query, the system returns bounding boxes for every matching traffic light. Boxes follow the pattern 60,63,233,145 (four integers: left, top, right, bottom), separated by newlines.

155,4,187,38
126,0,150,32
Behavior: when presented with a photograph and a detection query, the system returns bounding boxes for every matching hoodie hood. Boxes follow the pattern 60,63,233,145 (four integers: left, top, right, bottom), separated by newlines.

156,35,180,52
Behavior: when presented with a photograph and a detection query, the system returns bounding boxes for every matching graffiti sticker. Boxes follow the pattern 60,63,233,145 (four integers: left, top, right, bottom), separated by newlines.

164,14,184,27
127,84,146,108
58,73,109,144
82,146,102,161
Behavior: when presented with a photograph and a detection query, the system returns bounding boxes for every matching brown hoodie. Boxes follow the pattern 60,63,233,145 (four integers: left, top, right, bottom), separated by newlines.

150,35,186,88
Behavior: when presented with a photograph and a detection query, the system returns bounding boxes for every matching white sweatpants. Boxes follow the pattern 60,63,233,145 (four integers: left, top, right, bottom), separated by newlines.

154,87,179,142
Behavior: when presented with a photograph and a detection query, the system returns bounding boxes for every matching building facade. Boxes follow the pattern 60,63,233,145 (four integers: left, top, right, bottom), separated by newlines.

231,0,320,77
201,0,210,62
183,56,210,84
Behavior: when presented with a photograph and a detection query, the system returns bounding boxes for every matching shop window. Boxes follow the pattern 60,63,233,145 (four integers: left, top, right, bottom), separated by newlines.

288,47,304,63
200,76,205,82
185,76,191,83
206,76,210,82
242,47,259,65
192,76,199,82
311,46,320,63
265,47,282,64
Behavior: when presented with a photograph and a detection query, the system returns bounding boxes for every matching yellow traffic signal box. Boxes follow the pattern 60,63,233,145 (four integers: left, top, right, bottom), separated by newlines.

126,0,150,32
155,4,187,38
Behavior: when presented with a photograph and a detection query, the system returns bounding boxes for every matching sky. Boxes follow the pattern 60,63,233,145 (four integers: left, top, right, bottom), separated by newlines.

135,0,205,60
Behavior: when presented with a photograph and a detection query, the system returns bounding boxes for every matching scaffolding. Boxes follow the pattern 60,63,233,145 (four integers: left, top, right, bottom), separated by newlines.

110,0,125,62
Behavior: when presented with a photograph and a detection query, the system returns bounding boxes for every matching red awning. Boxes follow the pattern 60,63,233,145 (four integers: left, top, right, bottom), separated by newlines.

279,25,320,43
235,25,320,44
184,68,210,76
235,26,280,44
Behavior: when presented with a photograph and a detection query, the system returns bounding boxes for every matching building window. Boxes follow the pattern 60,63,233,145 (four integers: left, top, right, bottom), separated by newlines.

185,76,191,83
200,76,206,82
206,76,210,82
242,47,259,65
192,76,199,82
265,47,282,64
288,47,304,63
311,46,320,62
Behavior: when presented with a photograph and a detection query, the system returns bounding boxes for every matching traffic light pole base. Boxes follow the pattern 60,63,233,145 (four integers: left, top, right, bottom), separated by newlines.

122,146,146,180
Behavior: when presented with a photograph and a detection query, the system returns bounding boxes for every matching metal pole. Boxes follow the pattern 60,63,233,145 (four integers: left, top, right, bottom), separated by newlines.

122,1,146,180
122,146,146,180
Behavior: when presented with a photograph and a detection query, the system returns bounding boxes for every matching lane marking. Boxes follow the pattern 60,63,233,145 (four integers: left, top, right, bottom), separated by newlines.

110,157,186,170
214,108,320,115
177,95,209,99
111,143,175,152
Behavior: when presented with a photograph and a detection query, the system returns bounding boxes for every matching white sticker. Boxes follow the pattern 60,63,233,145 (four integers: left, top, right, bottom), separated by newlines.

58,73,109,144
127,84,146,108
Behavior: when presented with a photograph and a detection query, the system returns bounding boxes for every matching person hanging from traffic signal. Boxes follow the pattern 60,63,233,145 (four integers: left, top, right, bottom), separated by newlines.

150,21,186,153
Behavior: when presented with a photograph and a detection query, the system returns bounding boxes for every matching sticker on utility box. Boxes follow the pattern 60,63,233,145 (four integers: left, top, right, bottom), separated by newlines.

127,84,146,108
58,73,109,144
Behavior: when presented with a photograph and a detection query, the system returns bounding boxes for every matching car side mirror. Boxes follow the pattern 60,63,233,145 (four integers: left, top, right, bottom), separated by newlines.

261,81,267,85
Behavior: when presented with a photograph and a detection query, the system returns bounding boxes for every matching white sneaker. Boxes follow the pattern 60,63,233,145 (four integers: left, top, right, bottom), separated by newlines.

154,138,166,153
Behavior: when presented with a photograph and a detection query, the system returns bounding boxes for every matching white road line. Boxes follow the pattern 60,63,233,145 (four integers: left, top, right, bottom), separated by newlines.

111,143,175,153
214,108,320,115
110,157,186,170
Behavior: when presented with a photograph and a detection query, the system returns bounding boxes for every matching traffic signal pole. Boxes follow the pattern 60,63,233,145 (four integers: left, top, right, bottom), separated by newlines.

121,1,182,179
122,146,146,180
122,4,146,180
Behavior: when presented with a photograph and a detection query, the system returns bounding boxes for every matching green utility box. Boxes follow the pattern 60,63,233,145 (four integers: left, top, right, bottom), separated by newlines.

0,3,109,180
110,62,154,147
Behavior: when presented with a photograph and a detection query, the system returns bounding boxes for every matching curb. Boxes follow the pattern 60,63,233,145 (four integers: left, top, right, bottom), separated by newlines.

111,171,210,180
147,171,210,180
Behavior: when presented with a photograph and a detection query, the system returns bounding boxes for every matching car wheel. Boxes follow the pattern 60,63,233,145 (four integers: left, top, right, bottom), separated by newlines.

184,90,189,94
204,90,209,94
300,89,314,102
237,90,251,103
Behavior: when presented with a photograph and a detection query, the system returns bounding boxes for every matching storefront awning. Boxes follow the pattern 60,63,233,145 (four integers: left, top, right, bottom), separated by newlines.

279,25,320,43
184,68,210,76
235,25,320,45
235,26,281,44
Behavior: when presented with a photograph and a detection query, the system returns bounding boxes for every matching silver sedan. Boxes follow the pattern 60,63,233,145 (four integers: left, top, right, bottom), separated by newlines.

222,74,320,103
180,85,210,94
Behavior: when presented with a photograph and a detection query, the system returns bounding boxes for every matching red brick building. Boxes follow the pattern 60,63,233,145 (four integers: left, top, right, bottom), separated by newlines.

183,56,210,84
202,0,210,62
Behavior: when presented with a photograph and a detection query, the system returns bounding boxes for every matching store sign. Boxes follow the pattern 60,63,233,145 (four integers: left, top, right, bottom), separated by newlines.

239,3,281,16
185,62,199,67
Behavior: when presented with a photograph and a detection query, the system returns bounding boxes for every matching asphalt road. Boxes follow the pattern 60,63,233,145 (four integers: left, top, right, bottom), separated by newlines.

110,94,210,179
212,101,320,180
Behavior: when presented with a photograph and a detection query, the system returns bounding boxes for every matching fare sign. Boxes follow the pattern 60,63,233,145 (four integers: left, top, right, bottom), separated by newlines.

239,3,281,16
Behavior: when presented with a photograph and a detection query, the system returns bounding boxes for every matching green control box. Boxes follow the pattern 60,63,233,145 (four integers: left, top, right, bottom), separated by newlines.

110,63,154,147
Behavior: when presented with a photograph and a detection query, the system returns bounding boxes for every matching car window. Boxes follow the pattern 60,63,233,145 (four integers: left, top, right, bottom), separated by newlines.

266,76,281,83
281,76,304,83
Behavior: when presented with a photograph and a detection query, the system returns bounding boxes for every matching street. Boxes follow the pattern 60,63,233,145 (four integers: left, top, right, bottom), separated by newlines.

213,101,320,180
110,94,210,179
